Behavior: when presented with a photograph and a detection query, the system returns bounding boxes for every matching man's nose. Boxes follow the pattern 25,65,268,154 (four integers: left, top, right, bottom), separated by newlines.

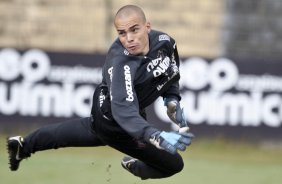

126,33,134,42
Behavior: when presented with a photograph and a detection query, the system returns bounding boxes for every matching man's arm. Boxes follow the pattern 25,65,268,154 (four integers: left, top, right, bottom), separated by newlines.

162,43,188,128
108,55,158,141
162,41,181,99
107,54,193,154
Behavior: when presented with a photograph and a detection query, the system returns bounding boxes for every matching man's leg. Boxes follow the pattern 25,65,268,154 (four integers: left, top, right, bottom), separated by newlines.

23,117,105,155
120,142,184,179
90,86,184,179
7,117,105,171
100,135,184,180
91,113,184,180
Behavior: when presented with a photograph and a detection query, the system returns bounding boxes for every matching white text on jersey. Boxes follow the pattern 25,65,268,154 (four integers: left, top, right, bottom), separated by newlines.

147,56,171,77
124,65,134,101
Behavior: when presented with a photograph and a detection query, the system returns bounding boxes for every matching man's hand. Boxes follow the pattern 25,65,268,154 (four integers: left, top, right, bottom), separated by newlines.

164,98,188,128
149,131,194,154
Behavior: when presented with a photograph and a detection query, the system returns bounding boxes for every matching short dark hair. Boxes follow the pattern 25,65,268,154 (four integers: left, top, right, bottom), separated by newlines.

115,5,146,23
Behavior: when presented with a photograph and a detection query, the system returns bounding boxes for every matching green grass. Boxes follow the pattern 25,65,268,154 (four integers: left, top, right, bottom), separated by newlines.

1,136,282,184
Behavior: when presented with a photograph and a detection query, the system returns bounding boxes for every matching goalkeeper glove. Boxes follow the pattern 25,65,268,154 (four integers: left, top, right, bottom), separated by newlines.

149,130,194,154
164,98,188,128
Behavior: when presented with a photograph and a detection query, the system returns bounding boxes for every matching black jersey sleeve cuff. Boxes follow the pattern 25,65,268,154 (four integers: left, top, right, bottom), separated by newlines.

163,94,181,102
143,127,159,142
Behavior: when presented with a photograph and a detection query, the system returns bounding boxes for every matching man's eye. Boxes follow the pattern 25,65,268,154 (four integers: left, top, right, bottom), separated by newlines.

119,32,125,36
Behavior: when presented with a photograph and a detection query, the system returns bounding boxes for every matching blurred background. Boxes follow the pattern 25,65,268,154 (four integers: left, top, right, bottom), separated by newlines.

0,0,282,184
1,0,282,58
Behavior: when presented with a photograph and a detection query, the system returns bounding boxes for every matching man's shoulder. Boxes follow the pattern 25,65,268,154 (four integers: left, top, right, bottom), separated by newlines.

149,30,176,51
107,39,129,56
106,40,140,67
149,30,175,43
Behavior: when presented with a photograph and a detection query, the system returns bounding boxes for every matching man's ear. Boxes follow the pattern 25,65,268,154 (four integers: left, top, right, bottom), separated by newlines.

146,22,151,33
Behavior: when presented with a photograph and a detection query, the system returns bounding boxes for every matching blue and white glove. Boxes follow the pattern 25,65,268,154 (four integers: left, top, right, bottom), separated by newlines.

149,131,194,154
164,98,188,128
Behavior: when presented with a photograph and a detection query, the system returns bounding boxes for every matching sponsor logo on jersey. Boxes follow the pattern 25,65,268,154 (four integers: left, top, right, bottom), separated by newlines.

124,65,134,101
99,90,106,107
173,43,176,49
108,67,113,100
108,67,113,82
147,56,171,77
124,49,129,55
159,34,170,42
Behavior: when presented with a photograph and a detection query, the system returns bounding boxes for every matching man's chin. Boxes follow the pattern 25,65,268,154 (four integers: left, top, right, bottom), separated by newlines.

129,50,142,56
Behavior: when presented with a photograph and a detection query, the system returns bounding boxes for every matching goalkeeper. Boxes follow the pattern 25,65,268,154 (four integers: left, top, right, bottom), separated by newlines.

7,5,194,180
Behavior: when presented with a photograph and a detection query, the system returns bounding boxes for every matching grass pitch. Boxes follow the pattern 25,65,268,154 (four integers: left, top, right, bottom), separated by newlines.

1,136,282,184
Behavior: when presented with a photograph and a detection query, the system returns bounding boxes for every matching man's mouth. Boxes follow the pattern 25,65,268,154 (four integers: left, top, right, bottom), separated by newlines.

128,45,137,51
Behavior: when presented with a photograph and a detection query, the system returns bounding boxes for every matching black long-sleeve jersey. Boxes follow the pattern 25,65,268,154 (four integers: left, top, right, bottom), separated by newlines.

96,30,181,142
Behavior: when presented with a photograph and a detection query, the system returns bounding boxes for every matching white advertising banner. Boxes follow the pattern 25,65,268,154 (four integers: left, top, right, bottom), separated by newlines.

1,48,281,140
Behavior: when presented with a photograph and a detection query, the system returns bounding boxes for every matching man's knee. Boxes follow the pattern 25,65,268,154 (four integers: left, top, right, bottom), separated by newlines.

172,159,184,175
162,155,184,177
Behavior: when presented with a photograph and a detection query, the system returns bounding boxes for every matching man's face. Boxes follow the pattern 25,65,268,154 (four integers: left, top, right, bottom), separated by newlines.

114,13,151,55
